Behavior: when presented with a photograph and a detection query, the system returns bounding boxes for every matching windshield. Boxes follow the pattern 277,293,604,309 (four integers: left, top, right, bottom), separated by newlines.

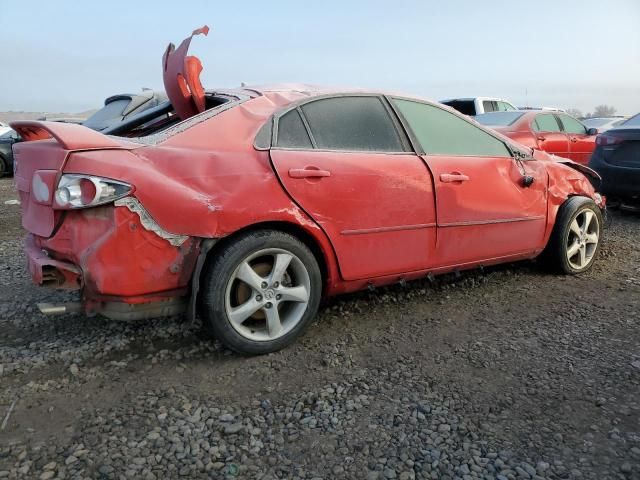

474,111,525,127
583,118,615,127
621,114,640,127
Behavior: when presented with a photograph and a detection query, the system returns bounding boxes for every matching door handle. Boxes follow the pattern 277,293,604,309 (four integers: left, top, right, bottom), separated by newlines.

288,167,331,179
440,172,470,183
570,137,578,143
536,136,546,142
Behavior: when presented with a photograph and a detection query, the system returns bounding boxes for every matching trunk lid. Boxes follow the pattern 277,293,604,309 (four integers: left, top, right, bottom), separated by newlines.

10,121,136,237
162,26,209,121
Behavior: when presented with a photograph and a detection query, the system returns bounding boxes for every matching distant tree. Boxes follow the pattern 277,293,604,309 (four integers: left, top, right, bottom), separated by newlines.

566,108,583,118
593,105,617,117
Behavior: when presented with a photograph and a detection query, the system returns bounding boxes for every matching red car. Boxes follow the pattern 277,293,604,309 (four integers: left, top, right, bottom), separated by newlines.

12,29,605,354
474,110,599,165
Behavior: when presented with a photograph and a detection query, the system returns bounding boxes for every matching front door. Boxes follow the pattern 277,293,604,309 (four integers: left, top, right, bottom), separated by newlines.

532,113,570,158
269,96,437,281
390,98,548,267
557,114,596,165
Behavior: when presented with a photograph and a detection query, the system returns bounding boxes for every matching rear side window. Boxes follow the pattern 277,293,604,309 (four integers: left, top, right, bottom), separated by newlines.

482,100,497,113
393,99,511,157
558,114,587,134
533,114,562,132
299,96,406,152
276,109,312,149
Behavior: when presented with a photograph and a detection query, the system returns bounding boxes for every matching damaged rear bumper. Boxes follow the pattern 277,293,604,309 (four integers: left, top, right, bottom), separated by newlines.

25,198,202,320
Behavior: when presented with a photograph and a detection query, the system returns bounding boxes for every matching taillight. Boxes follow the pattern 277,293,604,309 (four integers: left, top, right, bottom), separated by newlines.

596,134,623,146
54,174,132,209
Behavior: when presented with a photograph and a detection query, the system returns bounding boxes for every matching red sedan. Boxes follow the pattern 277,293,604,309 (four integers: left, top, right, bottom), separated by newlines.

12,28,605,354
474,110,599,165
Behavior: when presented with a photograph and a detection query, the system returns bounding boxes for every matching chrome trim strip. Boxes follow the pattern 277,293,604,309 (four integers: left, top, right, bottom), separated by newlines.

439,215,546,227
341,223,436,235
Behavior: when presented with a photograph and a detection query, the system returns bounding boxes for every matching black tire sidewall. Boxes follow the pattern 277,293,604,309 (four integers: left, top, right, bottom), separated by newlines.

201,230,322,355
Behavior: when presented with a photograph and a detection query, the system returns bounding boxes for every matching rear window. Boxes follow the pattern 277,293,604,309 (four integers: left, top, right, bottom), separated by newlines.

83,99,130,131
475,112,525,127
106,95,231,139
442,100,475,116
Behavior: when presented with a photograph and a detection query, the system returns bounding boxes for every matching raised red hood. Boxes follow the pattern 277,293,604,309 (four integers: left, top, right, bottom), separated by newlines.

162,26,210,121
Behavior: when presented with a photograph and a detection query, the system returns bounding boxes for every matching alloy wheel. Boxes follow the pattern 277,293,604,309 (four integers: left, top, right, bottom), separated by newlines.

224,248,311,342
566,209,600,270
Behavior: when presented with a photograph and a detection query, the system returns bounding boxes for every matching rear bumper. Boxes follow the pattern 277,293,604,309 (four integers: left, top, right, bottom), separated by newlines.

590,152,640,198
25,200,202,315
25,235,82,289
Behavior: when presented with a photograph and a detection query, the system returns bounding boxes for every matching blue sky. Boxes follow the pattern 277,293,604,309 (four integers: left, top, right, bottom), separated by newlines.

1,0,639,114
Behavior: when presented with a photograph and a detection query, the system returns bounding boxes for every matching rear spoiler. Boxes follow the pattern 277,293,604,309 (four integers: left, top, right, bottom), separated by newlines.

10,121,126,150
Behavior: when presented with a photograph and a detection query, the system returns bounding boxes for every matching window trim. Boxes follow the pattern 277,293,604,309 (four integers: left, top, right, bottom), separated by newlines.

265,93,413,154
387,95,515,158
531,113,563,134
556,113,588,135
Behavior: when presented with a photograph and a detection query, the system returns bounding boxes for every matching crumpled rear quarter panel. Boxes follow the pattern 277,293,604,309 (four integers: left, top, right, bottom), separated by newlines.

36,206,199,299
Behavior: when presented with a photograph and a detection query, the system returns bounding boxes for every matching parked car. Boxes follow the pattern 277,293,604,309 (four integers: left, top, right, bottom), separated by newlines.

11,28,605,354
0,129,20,177
82,90,167,131
582,116,627,133
441,97,516,116
474,110,598,165
588,113,640,207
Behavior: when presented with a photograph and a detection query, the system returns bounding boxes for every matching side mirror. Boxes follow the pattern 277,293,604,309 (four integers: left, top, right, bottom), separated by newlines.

587,127,598,135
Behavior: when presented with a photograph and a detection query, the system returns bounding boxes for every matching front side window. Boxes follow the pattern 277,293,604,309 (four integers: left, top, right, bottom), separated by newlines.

558,114,587,134
533,114,562,132
392,99,511,157
298,96,406,152
497,101,515,111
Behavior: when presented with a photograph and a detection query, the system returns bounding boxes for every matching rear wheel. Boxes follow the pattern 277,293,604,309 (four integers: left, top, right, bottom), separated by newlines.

201,230,321,354
541,197,602,274
0,156,7,178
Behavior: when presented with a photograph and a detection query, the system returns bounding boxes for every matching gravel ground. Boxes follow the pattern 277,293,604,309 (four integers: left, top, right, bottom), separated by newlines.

1,176,639,480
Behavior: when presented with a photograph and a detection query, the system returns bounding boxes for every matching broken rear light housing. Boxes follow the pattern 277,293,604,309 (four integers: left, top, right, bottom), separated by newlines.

54,174,132,209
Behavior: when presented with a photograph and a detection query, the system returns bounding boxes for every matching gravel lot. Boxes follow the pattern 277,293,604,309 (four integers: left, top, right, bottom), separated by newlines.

1,176,639,480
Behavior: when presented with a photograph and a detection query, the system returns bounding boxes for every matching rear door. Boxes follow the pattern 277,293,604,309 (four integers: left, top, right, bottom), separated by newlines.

270,95,437,281
389,98,548,267
557,114,595,165
532,113,569,158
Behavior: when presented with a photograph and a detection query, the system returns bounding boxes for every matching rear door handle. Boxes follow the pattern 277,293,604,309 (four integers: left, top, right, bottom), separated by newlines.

570,137,578,142
440,172,470,183
537,136,546,142
288,167,331,179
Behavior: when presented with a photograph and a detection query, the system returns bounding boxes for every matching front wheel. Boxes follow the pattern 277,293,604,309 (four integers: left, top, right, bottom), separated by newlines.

201,230,322,354
541,196,603,274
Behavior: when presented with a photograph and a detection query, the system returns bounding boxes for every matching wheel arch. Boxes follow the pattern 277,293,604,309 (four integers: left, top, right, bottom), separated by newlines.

190,220,340,322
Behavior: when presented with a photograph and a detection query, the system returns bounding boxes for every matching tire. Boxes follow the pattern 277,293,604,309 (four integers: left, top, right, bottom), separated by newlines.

201,230,322,355
540,196,603,274
0,156,7,178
